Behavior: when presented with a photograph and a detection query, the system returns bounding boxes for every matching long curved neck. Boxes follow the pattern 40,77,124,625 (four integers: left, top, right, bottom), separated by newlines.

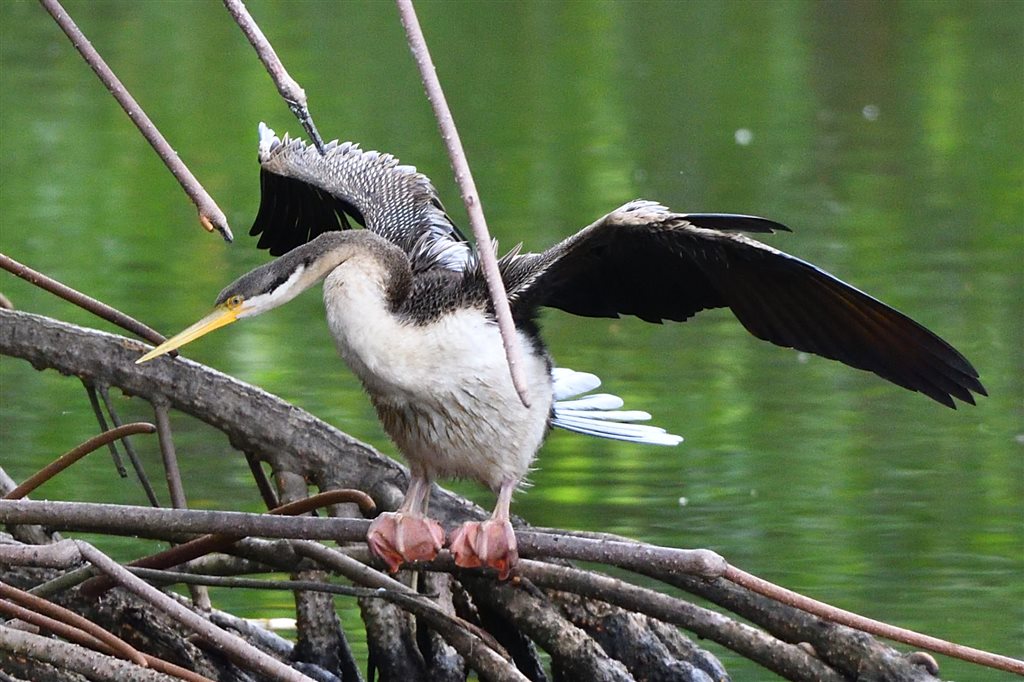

223,231,412,317
298,231,411,302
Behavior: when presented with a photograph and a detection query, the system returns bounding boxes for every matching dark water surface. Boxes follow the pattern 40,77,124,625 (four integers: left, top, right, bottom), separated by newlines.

1,1,1021,679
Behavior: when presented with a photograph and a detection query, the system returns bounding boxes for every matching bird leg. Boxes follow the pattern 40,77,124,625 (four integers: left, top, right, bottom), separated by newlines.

366,474,444,573
449,478,518,580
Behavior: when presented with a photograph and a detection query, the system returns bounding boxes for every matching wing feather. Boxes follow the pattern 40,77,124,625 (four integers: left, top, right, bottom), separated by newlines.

251,124,469,271
506,200,984,407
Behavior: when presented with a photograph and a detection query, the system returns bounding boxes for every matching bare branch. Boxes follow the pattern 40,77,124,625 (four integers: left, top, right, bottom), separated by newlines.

82,382,127,475
360,597,428,681
152,403,186,510
5,310,1018,678
0,500,366,543
127,567,403,600
516,530,725,579
395,0,532,408
552,592,724,682
0,308,428,517
462,575,634,682
648,570,952,681
0,500,724,580
0,253,168,347
76,489,375,597
0,599,214,682
0,468,57,546
724,566,1024,676
97,384,161,506
222,0,325,154
37,0,232,241
151,401,211,609
421,572,467,679
245,450,279,509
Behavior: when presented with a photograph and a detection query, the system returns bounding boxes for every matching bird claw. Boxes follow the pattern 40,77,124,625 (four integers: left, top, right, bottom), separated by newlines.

366,511,445,573
449,518,518,580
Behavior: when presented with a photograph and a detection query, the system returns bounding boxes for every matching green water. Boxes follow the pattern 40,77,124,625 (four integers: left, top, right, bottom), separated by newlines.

1,1,1021,679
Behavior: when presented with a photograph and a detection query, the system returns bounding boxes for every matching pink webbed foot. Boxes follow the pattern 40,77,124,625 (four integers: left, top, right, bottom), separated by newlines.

366,511,445,573
449,518,518,580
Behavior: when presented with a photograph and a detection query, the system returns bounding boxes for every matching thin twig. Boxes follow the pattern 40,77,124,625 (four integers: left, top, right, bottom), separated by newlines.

3,540,314,682
153,402,188,510
99,384,161,506
0,252,169,347
395,0,532,408
128,567,405,600
83,381,127,476
76,490,375,597
245,451,279,510
28,567,98,599
724,565,1024,676
222,0,325,153
37,0,232,241
153,400,211,609
3,423,156,501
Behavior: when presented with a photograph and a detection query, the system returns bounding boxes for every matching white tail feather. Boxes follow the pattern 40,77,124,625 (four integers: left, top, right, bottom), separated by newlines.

551,367,601,400
555,409,654,422
554,393,625,410
551,368,683,446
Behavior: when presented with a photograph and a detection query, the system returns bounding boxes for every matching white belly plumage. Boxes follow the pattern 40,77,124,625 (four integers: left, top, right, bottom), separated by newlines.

324,270,553,490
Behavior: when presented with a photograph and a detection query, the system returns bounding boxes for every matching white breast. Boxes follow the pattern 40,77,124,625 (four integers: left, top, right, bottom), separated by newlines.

323,263,553,490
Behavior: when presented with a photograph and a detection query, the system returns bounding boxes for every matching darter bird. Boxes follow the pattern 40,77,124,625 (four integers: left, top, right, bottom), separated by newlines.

137,123,985,579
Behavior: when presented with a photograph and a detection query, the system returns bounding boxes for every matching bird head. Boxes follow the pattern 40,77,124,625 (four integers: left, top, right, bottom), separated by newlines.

135,251,316,364
135,292,252,364
135,231,402,365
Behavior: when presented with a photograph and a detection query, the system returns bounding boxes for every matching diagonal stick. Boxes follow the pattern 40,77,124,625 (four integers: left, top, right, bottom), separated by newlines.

395,0,532,408
38,0,232,241
222,0,326,154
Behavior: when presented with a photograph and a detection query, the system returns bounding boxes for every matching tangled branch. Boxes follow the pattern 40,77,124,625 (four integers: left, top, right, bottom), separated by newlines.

3,309,1017,680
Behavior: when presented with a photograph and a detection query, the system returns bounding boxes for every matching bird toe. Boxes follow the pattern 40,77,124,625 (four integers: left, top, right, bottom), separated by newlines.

450,518,518,580
367,511,444,572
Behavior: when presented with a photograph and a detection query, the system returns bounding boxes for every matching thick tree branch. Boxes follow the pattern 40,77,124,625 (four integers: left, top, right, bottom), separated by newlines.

0,308,476,525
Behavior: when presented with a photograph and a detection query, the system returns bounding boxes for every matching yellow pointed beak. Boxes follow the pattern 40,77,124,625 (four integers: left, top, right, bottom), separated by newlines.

136,304,240,364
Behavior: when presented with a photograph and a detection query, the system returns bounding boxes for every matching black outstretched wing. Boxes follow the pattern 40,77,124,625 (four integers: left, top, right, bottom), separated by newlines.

504,201,985,408
251,163,361,256
250,124,469,270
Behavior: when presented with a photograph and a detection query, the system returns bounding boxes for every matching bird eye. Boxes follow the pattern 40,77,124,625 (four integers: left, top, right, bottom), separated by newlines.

226,295,244,310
